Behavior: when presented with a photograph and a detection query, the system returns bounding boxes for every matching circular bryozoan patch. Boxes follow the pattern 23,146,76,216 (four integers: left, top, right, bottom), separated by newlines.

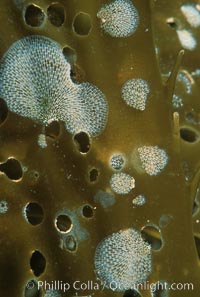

94,228,152,291
121,78,150,111
97,0,139,38
0,35,108,136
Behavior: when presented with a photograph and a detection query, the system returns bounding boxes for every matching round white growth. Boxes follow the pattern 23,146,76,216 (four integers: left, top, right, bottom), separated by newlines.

38,134,47,148
0,35,108,136
110,154,125,170
181,4,200,28
172,94,183,109
64,82,108,136
0,200,8,214
176,70,193,94
97,0,139,38
132,194,146,207
121,78,150,111
138,146,168,176
172,70,193,109
110,172,135,194
176,29,197,51
0,36,71,124
191,68,200,77
94,228,152,291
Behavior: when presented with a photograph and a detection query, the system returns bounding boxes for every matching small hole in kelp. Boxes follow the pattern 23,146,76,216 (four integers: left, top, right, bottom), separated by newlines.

141,225,163,250
0,158,23,181
0,98,8,126
180,127,199,143
24,202,44,225
24,4,45,27
55,214,72,233
89,168,99,183
45,121,60,139
166,17,179,29
47,3,65,27
73,132,90,153
30,251,46,277
73,12,92,36
63,46,77,64
82,204,94,218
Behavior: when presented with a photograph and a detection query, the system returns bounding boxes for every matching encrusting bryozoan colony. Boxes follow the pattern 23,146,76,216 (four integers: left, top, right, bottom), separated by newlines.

97,0,139,38
121,78,150,111
0,35,108,136
171,3,199,51
138,146,168,176
38,134,47,149
0,201,8,214
64,82,108,136
94,228,152,291
181,3,200,28
176,70,193,95
172,94,183,109
110,172,135,194
176,29,197,51
132,194,146,207
172,69,193,109
110,154,125,170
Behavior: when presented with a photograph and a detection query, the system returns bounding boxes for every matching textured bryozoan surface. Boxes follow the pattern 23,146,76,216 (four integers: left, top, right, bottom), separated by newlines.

0,35,108,136
0,201,8,214
121,78,150,111
110,172,135,194
94,228,152,291
176,28,197,50
172,69,193,109
64,82,108,136
132,194,146,207
97,0,139,38
138,146,168,176
1,0,200,296
181,4,200,28
110,154,125,170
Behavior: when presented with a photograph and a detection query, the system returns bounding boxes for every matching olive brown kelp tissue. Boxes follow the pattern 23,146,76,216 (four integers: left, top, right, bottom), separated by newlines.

0,0,200,297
